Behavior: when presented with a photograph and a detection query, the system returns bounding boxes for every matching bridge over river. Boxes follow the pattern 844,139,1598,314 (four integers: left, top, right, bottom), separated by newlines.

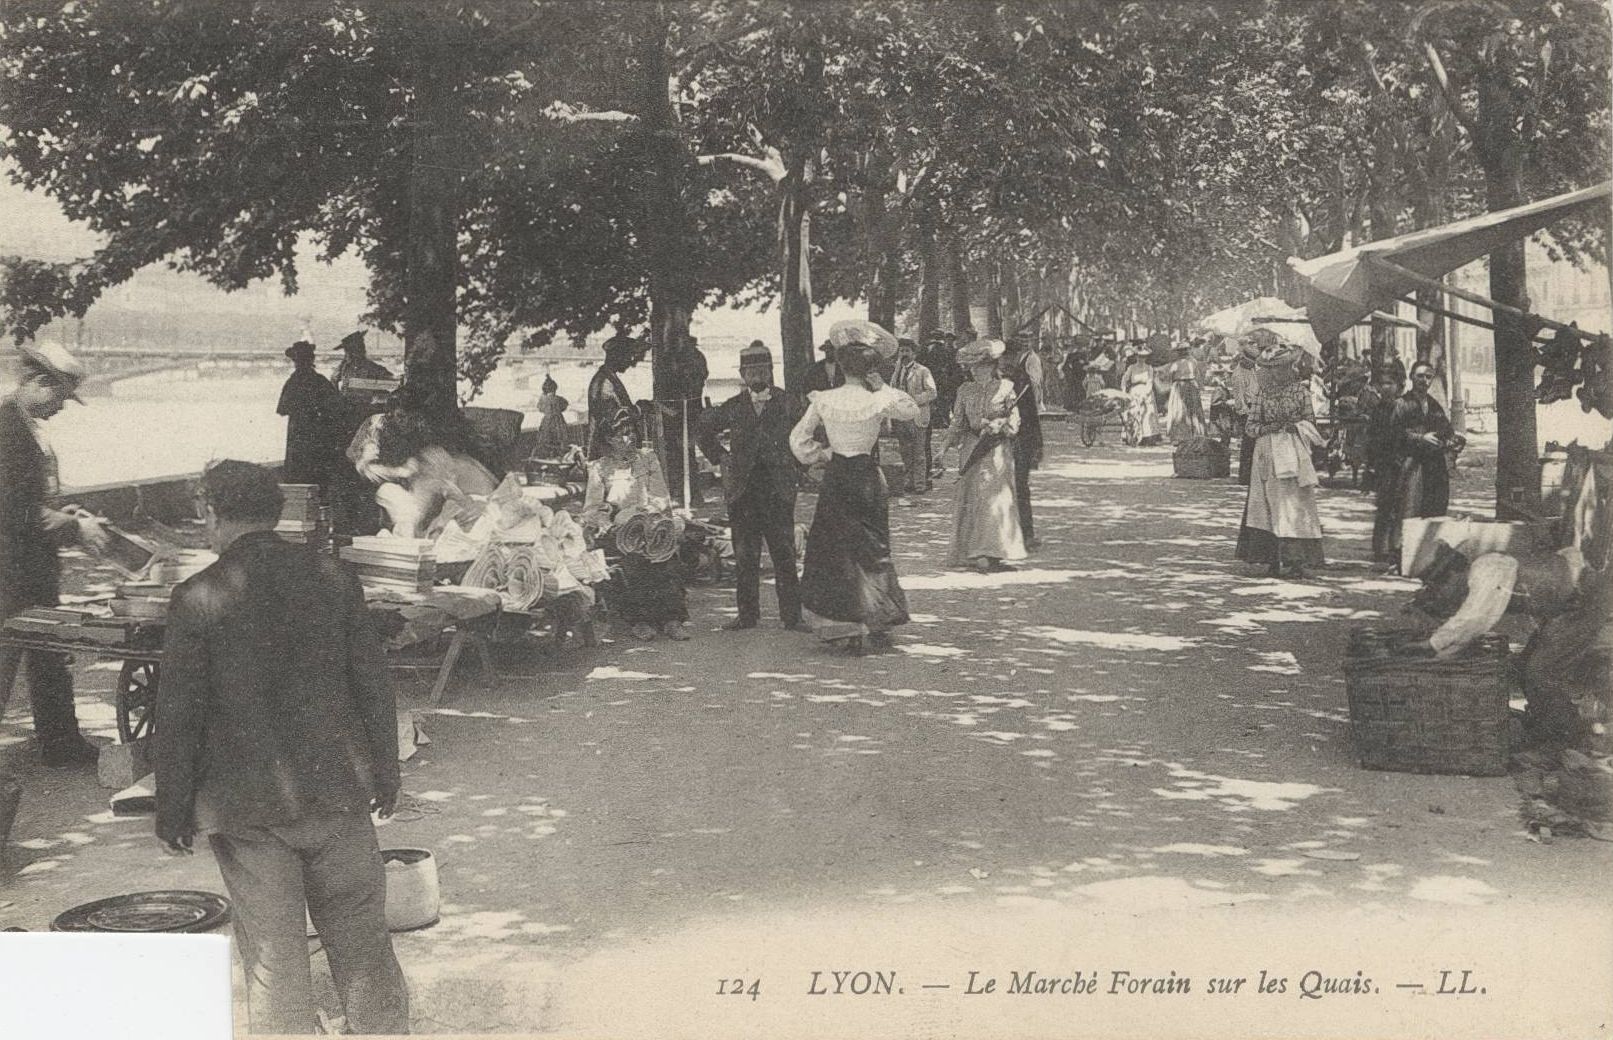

76,347,407,391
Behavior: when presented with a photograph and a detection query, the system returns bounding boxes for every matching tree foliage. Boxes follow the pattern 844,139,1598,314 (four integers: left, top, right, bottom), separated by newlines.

2,0,1607,434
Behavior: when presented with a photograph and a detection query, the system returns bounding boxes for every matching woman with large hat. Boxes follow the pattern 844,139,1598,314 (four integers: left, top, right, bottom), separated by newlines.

1234,333,1326,577
941,338,1027,572
581,407,690,641
789,322,919,651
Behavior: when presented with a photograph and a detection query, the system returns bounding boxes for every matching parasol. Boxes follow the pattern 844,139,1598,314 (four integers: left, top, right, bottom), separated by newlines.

828,319,900,362
1193,297,1323,359
1290,181,1611,342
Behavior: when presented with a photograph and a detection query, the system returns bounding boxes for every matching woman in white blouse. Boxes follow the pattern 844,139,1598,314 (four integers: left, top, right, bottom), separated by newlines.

789,337,920,651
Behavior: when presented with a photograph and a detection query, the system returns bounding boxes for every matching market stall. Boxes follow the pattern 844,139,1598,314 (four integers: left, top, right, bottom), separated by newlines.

0,585,503,742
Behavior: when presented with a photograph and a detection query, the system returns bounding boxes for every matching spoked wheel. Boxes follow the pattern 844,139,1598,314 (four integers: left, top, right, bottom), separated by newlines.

1080,419,1100,447
116,660,159,743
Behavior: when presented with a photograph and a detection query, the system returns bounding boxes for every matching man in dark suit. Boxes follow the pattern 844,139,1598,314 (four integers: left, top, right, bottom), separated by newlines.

1004,334,1044,549
0,342,109,766
695,342,808,631
802,339,845,394
155,461,407,1034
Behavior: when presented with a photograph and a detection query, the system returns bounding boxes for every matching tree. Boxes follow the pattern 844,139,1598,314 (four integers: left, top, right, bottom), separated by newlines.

1413,0,1611,514
0,0,605,419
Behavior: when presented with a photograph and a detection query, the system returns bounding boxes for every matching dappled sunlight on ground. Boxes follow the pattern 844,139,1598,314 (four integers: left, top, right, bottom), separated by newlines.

4,426,1609,1033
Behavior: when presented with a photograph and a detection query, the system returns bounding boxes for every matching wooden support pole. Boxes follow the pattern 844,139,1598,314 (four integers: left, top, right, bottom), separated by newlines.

1367,256,1599,339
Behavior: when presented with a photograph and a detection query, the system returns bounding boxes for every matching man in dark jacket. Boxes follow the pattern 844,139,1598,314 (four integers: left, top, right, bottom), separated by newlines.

695,342,808,631
1003,336,1044,548
587,332,644,458
276,340,344,488
155,461,407,1034
0,342,109,766
802,339,845,394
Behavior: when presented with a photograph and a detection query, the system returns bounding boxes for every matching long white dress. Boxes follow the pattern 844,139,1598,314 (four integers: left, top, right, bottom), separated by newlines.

944,378,1027,565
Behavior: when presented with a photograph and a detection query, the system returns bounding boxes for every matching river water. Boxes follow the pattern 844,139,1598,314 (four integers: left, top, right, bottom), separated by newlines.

41,340,1611,490
48,344,755,489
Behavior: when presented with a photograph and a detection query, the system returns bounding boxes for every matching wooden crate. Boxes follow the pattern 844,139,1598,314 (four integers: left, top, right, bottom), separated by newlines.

1344,629,1513,777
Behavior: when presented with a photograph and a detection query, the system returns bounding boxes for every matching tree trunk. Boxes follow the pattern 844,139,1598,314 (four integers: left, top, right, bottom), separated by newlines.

1367,183,1399,373
916,217,941,340
947,235,972,335
982,263,1002,337
1484,168,1536,514
862,154,901,331
635,3,701,502
1478,65,1537,517
403,61,462,419
779,160,815,392
1001,262,1022,336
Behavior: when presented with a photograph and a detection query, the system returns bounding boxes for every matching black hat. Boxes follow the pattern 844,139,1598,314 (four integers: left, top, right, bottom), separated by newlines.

285,341,316,362
335,331,366,353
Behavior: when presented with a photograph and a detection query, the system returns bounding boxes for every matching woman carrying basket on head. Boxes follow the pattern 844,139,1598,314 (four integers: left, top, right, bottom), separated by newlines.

789,323,919,652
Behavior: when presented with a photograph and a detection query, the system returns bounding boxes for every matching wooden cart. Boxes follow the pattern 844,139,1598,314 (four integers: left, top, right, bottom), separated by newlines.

1,591,501,743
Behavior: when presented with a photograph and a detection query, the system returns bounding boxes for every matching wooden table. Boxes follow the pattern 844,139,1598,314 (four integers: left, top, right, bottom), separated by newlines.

0,587,505,740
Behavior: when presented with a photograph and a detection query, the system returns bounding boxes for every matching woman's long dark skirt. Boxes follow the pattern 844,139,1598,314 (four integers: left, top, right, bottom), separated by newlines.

800,454,910,631
599,530,688,624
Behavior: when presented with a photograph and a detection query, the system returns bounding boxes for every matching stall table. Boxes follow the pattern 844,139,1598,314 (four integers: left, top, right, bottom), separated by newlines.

0,586,503,742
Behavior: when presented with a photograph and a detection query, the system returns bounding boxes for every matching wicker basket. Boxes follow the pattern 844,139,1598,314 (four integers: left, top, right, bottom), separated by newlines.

1173,443,1230,480
1344,628,1514,776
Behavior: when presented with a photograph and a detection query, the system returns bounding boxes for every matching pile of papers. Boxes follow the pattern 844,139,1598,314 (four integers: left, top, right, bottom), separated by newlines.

277,484,331,551
339,536,438,592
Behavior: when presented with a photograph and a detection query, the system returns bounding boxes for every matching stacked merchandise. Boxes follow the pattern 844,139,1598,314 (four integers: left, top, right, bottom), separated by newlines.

3,607,154,649
450,476,610,610
276,484,331,551
339,536,438,593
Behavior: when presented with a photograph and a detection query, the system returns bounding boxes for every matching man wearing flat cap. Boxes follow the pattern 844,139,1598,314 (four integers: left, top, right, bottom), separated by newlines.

695,342,808,631
1,342,112,766
276,341,344,489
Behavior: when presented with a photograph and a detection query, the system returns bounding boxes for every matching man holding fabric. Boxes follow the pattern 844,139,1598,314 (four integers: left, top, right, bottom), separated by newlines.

0,342,110,766
695,342,808,631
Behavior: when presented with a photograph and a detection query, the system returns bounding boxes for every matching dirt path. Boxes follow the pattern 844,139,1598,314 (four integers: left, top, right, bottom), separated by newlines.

3,424,1608,1036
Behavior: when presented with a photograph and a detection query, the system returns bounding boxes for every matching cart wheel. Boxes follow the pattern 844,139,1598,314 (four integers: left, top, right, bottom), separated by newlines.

116,661,159,743
1080,420,1099,447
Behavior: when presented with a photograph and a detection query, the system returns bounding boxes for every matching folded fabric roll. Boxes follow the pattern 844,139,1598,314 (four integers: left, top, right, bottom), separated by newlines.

616,512,650,554
462,543,509,591
642,514,686,563
501,545,548,611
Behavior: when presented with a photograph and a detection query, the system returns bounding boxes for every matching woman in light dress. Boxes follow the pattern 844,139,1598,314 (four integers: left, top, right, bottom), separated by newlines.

1122,349,1162,445
941,338,1027,572
789,336,919,651
1162,344,1208,443
1235,335,1326,577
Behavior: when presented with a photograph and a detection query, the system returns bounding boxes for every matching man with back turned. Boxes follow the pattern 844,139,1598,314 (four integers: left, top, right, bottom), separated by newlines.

155,460,408,1034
